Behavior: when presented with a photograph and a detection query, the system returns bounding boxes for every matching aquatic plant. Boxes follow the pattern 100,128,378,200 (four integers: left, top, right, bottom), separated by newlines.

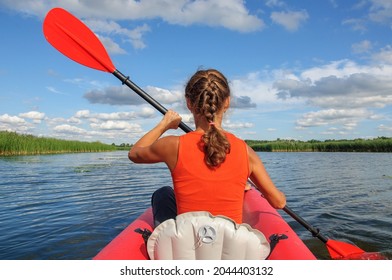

246,137,392,153
0,131,116,156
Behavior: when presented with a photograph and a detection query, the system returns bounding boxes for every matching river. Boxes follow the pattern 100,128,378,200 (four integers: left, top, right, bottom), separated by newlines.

0,151,391,259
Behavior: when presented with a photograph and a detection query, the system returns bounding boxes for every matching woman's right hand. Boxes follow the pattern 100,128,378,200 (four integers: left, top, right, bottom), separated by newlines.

129,109,181,166
161,110,182,131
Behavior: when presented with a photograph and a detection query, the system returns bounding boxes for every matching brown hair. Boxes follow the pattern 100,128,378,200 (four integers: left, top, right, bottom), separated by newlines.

185,69,231,169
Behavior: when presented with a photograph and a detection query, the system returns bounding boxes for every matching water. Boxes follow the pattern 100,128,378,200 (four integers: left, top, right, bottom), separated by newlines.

0,151,391,260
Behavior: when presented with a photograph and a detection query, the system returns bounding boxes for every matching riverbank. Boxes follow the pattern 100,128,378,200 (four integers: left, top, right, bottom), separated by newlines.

2,131,392,156
0,131,116,156
246,137,392,152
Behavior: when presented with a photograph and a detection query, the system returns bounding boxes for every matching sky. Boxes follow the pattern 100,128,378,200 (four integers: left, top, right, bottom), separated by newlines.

0,0,392,145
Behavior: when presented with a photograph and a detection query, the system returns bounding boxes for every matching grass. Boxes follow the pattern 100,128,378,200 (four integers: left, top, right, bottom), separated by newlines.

0,131,117,156
246,137,392,152
2,131,391,156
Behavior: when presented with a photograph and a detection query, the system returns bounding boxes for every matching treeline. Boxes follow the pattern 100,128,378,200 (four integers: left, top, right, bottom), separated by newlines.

0,131,116,156
111,142,132,150
246,137,392,152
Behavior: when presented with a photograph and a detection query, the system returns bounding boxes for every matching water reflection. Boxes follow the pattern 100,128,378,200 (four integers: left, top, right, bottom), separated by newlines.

0,151,390,259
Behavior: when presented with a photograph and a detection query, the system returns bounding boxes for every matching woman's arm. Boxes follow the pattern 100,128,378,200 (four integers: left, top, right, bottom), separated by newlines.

247,146,286,209
128,110,182,170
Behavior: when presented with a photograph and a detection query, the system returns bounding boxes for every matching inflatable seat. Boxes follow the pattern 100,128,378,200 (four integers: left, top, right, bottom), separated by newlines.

147,211,270,260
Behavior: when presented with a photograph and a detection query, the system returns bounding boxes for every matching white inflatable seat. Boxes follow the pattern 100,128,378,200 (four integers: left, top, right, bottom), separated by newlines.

147,211,270,260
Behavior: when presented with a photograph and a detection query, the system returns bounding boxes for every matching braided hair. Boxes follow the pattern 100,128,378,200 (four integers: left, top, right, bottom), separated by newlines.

185,69,231,169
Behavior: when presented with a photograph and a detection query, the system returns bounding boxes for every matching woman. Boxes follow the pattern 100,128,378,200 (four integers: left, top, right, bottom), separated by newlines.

129,69,286,227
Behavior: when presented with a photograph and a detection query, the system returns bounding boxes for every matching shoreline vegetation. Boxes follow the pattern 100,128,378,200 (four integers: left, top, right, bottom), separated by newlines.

1,131,391,156
246,137,392,152
0,131,117,156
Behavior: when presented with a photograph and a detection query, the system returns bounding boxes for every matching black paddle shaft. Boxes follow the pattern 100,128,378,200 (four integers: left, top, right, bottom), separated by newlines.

283,206,328,243
113,69,193,133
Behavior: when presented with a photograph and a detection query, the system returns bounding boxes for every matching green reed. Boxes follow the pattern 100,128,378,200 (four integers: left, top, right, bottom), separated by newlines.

246,137,392,153
0,131,117,156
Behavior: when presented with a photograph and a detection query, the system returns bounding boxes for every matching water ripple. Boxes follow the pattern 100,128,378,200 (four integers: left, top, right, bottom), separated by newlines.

0,151,391,259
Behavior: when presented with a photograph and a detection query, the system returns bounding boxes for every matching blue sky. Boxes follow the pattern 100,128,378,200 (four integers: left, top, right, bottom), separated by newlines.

1,0,392,145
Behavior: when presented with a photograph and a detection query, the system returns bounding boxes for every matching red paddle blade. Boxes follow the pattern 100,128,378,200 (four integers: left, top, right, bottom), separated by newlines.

336,252,387,260
43,8,115,73
326,240,386,260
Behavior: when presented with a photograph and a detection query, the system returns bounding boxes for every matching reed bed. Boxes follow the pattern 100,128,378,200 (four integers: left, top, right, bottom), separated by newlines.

0,131,116,156
246,137,392,153
2,131,391,156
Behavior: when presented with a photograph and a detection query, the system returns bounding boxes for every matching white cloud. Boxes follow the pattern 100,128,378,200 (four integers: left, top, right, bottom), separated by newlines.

49,112,145,143
368,0,392,24
164,0,264,32
230,70,304,113
0,0,264,57
1,0,264,33
372,45,392,64
0,108,151,143
144,86,183,104
88,20,151,51
342,18,367,33
300,60,362,81
53,124,87,135
266,0,286,8
91,112,135,121
378,124,392,132
97,35,127,54
275,59,392,109
68,117,82,125
231,71,279,104
352,40,373,54
0,113,26,124
0,113,36,133
73,109,153,122
84,83,186,108
342,0,392,33
139,107,156,118
270,10,309,31
19,111,46,122
75,110,91,118
223,119,254,129
84,86,144,105
295,108,375,129
90,121,141,131
46,86,63,95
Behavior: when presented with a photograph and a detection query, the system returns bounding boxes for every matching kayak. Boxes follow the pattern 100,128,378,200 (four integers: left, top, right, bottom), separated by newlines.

93,188,317,260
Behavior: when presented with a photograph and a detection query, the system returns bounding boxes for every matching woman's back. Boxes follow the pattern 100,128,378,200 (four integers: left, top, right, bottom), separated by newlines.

172,131,249,224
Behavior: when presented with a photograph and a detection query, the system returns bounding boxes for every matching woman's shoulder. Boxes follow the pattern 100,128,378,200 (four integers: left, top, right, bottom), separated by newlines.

150,135,180,154
180,131,204,140
159,135,180,145
224,131,245,143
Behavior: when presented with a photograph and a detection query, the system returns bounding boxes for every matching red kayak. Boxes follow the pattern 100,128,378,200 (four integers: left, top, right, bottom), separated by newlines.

94,188,317,260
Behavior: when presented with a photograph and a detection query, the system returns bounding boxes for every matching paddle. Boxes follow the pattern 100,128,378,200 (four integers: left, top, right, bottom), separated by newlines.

283,206,384,260
43,7,192,134
43,7,385,260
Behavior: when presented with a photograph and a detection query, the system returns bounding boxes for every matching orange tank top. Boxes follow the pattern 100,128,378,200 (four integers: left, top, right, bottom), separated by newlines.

171,131,250,224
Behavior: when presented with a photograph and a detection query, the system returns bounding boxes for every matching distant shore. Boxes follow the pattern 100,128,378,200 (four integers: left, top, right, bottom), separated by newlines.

246,137,392,152
0,131,117,156
1,131,391,156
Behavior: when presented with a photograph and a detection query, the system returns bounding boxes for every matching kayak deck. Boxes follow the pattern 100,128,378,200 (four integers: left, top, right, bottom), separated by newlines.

93,188,316,260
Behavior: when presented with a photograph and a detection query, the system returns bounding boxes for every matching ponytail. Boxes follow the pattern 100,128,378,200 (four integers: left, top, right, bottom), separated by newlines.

185,69,231,169
202,123,230,168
